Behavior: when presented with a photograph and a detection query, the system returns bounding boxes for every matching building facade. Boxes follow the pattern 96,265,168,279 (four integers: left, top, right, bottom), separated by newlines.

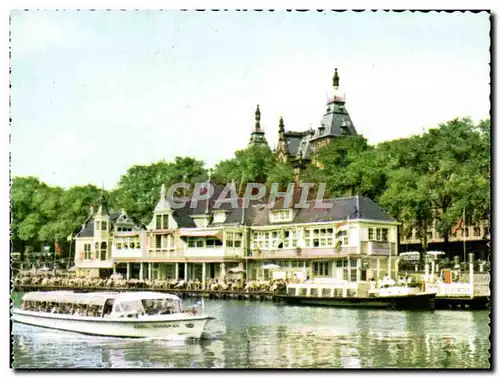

74,186,401,284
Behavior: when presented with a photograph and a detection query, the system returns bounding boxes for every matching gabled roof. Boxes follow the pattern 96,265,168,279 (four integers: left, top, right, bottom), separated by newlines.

251,196,396,226
75,212,121,238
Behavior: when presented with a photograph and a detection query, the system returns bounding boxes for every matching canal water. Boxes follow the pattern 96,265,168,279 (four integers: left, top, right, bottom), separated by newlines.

11,293,490,369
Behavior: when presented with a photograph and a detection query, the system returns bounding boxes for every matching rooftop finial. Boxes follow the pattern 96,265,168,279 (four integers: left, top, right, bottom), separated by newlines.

254,104,261,131
333,68,339,88
278,116,285,132
160,183,166,198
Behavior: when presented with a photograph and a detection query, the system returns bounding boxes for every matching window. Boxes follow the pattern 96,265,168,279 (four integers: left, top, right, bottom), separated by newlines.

95,221,100,231
484,227,489,237
226,232,244,248
304,228,334,248
213,211,227,223
196,239,204,248
381,229,388,242
283,230,298,248
270,210,293,223
254,231,271,249
155,235,162,249
101,221,107,231
464,228,469,237
84,244,91,259
313,262,329,276
188,238,196,248
369,227,389,242
130,242,135,249
156,215,161,230
100,242,107,260
473,227,481,237
116,243,122,250
337,230,348,245
162,214,169,229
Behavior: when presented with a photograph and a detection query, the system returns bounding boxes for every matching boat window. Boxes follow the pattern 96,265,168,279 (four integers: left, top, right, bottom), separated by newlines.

310,289,319,297
72,304,87,316
322,288,332,297
113,300,144,317
87,305,103,317
286,287,295,295
141,299,181,315
103,299,115,317
298,288,307,296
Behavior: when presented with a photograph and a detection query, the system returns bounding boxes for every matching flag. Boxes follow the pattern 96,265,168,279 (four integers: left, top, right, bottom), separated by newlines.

336,221,346,229
451,218,463,234
54,240,62,256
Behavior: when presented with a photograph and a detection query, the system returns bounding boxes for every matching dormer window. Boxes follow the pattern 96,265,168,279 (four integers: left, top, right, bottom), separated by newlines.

155,214,169,230
270,209,293,223
101,221,107,231
95,221,100,231
213,210,227,224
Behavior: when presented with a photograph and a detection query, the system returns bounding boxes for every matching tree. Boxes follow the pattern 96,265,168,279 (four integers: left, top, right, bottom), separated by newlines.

301,136,371,197
111,157,206,224
212,145,276,194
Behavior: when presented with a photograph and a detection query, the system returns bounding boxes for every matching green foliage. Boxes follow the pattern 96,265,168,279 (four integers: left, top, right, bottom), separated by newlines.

111,156,206,225
11,177,103,259
304,117,490,250
213,145,278,194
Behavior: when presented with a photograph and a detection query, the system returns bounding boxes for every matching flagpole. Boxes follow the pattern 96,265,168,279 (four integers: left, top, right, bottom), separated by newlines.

347,214,350,282
53,240,57,275
463,207,466,263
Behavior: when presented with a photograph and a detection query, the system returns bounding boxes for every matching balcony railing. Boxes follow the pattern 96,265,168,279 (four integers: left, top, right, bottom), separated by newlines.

250,246,359,259
112,248,147,259
148,249,184,258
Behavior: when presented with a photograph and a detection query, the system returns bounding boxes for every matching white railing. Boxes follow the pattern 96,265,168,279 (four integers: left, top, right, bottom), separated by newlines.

111,248,146,258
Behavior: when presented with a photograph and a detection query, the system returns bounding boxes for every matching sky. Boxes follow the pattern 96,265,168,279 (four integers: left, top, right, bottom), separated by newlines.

10,10,490,189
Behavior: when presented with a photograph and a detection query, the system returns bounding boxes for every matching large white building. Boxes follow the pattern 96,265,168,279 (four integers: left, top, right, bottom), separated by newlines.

73,186,400,285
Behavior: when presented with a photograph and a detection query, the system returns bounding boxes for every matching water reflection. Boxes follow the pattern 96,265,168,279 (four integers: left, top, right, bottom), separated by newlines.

12,300,490,369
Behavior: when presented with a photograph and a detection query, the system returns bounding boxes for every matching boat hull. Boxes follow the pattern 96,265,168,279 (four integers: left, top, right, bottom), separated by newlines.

277,293,436,310
434,296,489,310
11,310,212,339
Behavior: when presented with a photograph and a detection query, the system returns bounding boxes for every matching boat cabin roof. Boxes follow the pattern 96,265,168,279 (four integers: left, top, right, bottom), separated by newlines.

21,291,182,306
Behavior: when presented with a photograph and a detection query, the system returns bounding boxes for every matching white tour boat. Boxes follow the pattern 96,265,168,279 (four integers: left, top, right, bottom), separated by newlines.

12,291,214,339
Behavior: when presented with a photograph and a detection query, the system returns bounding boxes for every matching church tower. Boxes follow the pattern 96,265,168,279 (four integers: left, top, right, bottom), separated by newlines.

248,104,270,149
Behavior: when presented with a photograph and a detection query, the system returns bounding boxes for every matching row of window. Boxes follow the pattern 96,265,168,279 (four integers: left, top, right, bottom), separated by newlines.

82,242,107,260
115,237,141,250
154,235,175,250
402,226,489,241
186,237,223,248
253,228,349,249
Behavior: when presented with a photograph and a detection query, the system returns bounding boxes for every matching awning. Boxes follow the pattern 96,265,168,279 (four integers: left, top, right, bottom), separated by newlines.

179,230,223,239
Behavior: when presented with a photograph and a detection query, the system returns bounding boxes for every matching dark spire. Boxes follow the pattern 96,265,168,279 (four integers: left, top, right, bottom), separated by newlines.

333,68,339,88
96,192,109,216
254,104,261,131
278,116,285,141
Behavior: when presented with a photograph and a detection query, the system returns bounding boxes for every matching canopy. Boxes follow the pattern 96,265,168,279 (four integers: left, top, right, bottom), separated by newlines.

262,264,281,270
228,268,246,274
179,230,222,239
22,291,117,306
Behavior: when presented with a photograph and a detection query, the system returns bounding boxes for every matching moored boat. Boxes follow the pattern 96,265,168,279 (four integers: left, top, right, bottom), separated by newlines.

277,280,435,310
12,291,214,338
